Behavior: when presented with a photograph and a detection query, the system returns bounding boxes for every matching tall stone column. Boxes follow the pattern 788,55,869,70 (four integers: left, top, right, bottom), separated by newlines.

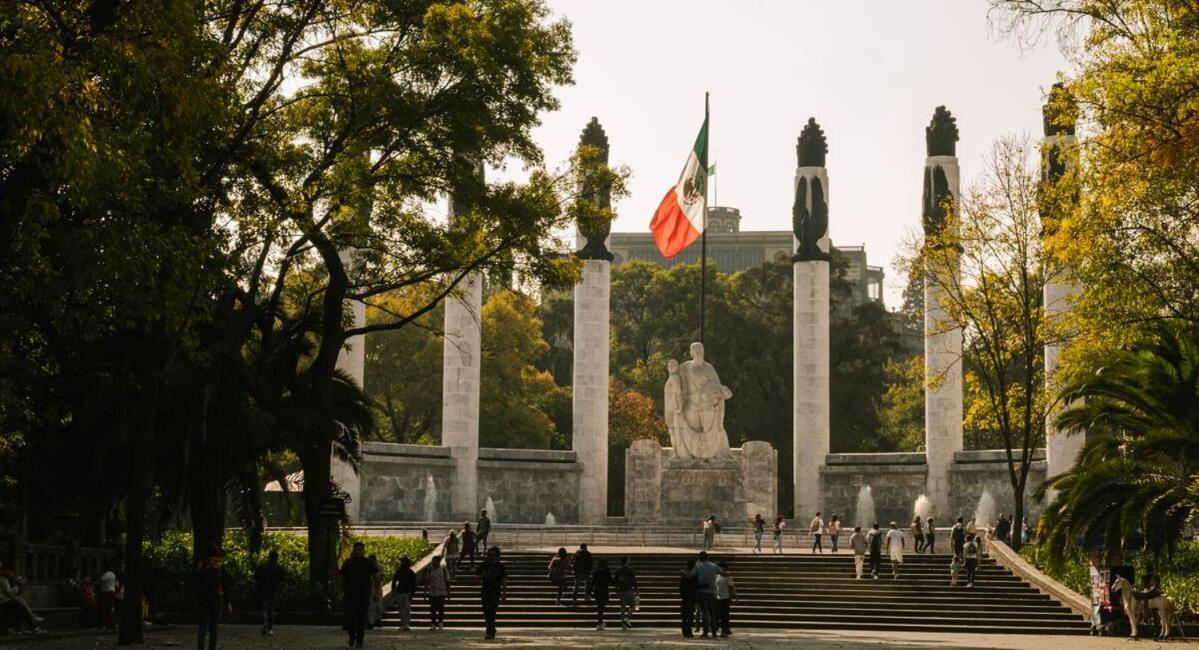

333,254,366,521
1041,84,1084,480
441,163,485,521
922,107,964,518
573,117,613,525
792,118,831,520
441,273,482,520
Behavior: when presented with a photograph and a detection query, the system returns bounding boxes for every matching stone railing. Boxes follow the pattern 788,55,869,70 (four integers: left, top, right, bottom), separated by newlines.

987,539,1089,619
0,537,116,585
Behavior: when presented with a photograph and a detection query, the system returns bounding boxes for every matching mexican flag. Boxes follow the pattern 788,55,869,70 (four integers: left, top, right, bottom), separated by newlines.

650,115,708,259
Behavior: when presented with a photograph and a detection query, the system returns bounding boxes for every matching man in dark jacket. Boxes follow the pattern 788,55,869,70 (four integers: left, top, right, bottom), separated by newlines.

341,542,378,648
571,544,594,605
476,546,508,639
390,557,416,631
194,545,228,650
678,559,698,638
254,550,285,636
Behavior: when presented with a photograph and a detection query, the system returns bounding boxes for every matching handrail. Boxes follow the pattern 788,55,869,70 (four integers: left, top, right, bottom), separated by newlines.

987,540,1090,619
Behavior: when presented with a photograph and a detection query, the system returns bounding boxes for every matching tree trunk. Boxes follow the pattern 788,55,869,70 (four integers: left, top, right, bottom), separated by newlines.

301,447,335,586
189,428,225,563
1010,475,1026,553
118,337,165,645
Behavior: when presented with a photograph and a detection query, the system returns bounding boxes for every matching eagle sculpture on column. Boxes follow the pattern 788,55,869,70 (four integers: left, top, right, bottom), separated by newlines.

792,117,830,262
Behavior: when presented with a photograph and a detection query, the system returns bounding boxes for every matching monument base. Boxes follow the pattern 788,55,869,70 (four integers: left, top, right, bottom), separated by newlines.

624,439,777,526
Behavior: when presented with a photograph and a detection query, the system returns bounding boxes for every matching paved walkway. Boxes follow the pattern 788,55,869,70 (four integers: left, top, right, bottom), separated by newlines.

9,625,1196,648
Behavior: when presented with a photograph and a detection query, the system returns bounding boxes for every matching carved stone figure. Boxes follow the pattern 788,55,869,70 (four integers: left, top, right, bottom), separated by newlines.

792,175,830,262
922,165,951,237
926,106,959,157
667,342,732,460
576,116,614,261
664,358,683,451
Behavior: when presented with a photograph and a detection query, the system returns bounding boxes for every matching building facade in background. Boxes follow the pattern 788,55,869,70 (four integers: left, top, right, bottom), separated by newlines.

608,206,885,308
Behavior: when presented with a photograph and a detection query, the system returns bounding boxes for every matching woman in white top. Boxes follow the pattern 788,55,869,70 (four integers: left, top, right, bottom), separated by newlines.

809,512,825,553
885,522,905,578
772,516,786,554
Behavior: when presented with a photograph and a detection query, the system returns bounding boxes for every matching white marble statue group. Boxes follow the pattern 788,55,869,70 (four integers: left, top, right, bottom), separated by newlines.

663,342,732,460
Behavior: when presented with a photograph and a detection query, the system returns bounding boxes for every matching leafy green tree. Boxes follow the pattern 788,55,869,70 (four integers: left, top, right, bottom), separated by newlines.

993,0,1199,339
364,296,444,444
479,290,563,449
878,356,926,452
912,136,1051,550
1037,322,1199,566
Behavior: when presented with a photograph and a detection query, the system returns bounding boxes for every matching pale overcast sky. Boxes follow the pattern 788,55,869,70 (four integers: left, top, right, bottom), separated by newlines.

495,0,1067,307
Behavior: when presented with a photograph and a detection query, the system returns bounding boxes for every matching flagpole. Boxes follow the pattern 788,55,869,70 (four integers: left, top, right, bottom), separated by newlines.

700,92,709,345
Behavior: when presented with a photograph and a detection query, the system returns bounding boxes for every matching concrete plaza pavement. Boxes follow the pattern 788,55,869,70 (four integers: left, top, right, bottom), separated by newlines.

10,624,1196,649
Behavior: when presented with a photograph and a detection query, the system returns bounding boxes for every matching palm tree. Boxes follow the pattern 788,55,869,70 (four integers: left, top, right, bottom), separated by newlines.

1037,322,1199,566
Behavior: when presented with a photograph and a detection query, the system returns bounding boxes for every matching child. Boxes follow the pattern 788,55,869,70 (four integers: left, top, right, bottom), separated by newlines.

949,554,963,586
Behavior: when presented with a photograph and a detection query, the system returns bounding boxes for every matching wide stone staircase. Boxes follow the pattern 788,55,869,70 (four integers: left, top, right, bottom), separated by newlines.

389,550,1090,635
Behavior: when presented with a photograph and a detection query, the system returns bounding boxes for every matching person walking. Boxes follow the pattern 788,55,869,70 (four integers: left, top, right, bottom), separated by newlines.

752,514,765,553
477,509,492,550
571,543,594,605
963,534,980,588
809,512,825,553
425,555,450,630
966,516,978,539
925,518,937,553
368,554,386,628
443,529,460,577
253,550,284,636
849,526,867,579
548,547,570,606
996,514,1011,542
590,558,613,630
951,517,966,558
886,522,905,579
772,515,786,554
98,563,118,630
690,551,720,638
714,563,736,637
678,559,698,638
390,557,416,632
615,557,638,630
460,522,478,570
867,523,883,579
702,514,717,550
477,546,507,640
194,545,228,650
912,516,925,553
340,541,376,648
828,515,842,553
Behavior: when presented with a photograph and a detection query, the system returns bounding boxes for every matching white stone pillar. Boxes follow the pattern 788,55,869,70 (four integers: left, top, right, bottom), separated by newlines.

333,250,366,521
924,155,963,518
793,163,830,521
1043,126,1083,480
441,273,482,520
572,259,610,524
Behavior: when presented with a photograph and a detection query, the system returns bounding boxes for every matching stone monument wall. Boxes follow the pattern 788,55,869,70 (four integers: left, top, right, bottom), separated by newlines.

359,442,456,522
355,442,581,524
477,448,581,524
821,453,927,526
820,449,1047,528
625,439,777,526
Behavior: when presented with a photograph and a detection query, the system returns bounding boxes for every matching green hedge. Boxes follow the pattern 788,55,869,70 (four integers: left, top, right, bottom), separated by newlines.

143,531,431,614
1019,541,1199,615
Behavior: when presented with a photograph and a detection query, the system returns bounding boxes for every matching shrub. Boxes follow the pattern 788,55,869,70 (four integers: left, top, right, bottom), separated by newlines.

143,531,431,613
1020,541,1199,615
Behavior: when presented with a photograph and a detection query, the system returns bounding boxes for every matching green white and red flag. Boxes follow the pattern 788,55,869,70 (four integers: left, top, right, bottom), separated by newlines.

650,114,709,259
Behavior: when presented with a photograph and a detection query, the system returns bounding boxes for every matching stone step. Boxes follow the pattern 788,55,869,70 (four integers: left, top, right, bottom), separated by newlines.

418,551,1087,634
